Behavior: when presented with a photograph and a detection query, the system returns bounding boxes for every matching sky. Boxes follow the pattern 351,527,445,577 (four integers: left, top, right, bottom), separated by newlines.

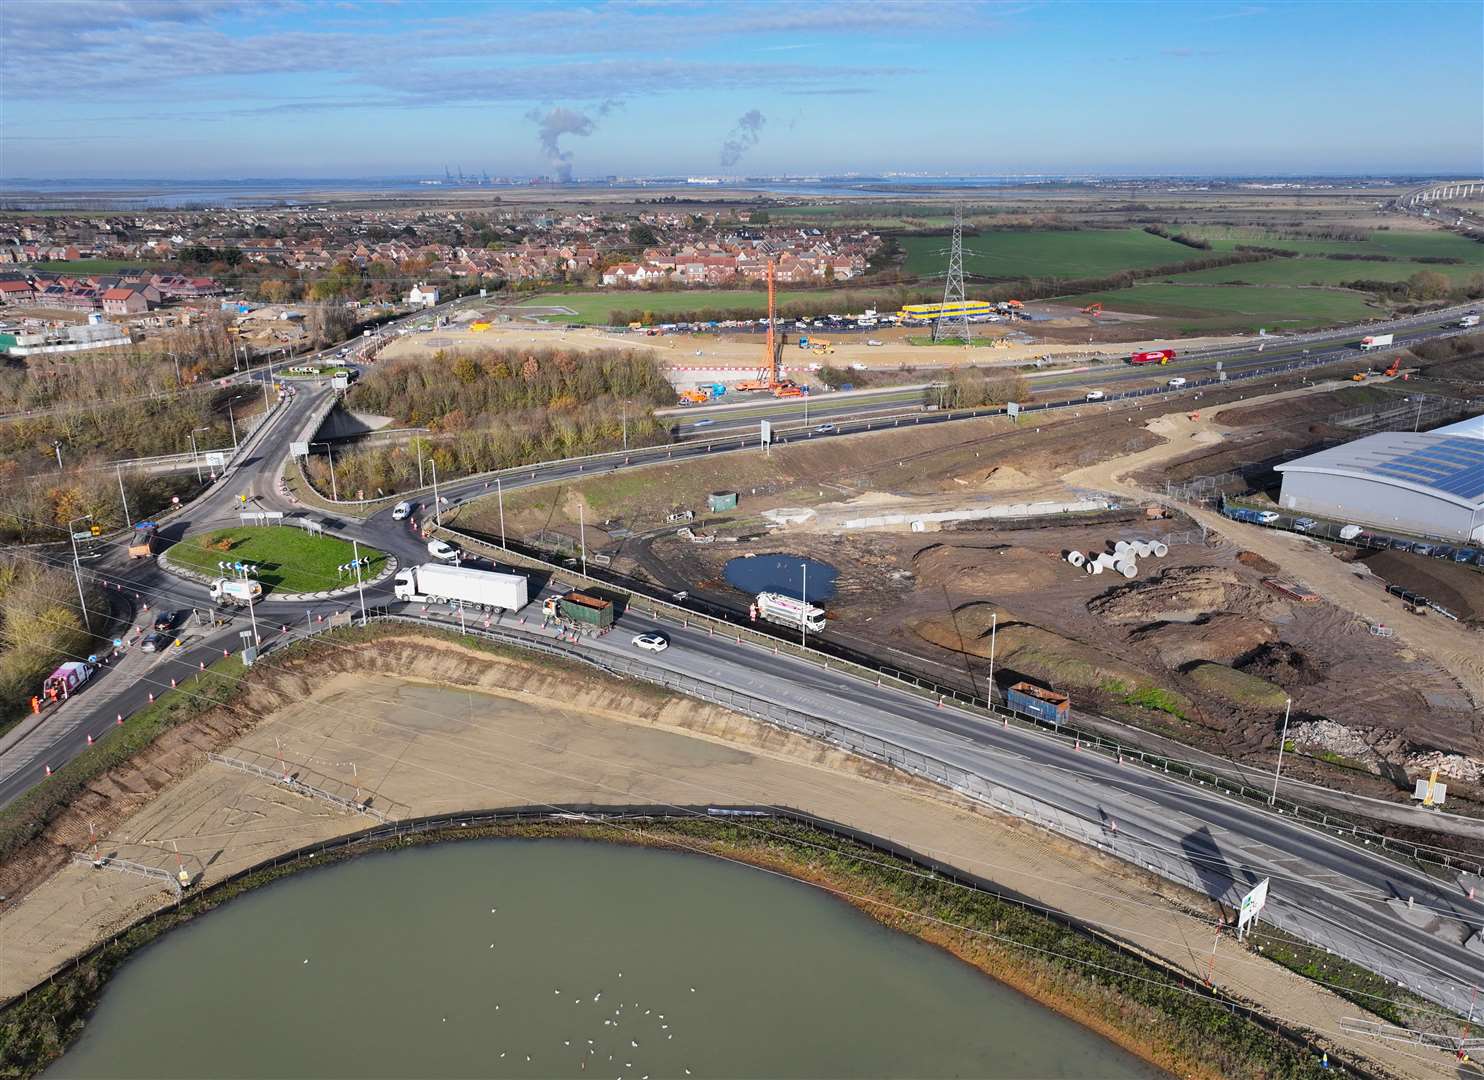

2,0,1481,180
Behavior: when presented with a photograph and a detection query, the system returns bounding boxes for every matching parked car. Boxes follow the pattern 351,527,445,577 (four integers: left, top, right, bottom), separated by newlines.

1454,547,1480,563
1412,543,1436,557
1292,517,1317,533
632,633,669,653
1255,510,1281,524
1389,538,1415,553
140,632,171,653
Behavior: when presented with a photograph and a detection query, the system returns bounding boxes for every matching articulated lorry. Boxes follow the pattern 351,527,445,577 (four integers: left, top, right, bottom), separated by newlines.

210,578,263,607
749,591,826,633
1359,333,1394,351
543,591,615,629
394,563,529,611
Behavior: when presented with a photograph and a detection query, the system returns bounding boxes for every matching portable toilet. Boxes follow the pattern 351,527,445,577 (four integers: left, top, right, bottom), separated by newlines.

707,491,739,512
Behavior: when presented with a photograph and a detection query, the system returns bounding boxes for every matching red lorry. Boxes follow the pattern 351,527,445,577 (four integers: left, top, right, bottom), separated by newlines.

1129,349,1177,365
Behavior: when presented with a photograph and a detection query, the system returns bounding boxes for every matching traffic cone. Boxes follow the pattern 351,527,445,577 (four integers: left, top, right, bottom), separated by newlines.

86,734,93,745
222,648,229,658
148,692,155,702
198,660,205,670
937,696,943,708
170,677,177,688
116,713,124,725
44,765,51,776
1074,738,1081,751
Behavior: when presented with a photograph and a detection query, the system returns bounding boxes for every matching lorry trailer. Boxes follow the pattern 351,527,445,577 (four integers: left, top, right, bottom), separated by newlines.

1129,349,1176,365
543,591,615,628
1459,314,1480,329
127,522,159,559
394,563,529,611
1006,681,1070,725
750,591,826,632
1359,334,1394,351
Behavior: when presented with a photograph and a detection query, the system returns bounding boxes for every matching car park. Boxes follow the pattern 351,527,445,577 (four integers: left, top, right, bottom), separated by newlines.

632,633,669,653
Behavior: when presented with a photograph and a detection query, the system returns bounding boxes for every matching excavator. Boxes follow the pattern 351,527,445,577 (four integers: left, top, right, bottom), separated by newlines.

1081,302,1103,317
734,258,801,397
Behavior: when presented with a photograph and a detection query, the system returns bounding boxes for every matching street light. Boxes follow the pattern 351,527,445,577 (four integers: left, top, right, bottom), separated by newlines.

67,514,93,632
310,441,338,501
188,428,208,484
351,539,368,627
1270,698,1293,806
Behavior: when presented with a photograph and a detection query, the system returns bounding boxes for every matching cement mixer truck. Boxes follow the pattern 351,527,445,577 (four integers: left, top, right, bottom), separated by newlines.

749,592,827,633
210,578,263,607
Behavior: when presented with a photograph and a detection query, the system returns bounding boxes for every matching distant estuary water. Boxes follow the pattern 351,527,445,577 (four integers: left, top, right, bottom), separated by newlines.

48,840,1162,1079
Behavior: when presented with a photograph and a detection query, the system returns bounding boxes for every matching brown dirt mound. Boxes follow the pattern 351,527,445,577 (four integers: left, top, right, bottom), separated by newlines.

1360,550,1484,623
1088,566,1289,625
912,543,1075,595
1237,641,1328,687
910,603,1021,656
1183,661,1289,711
1129,613,1276,668
1236,550,1281,576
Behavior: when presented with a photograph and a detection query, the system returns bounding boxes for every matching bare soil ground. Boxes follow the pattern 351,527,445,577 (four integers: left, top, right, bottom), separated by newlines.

0,634,1457,1080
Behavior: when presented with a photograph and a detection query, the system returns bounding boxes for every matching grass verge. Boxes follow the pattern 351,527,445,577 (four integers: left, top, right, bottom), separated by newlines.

3,816,1341,1080
164,525,386,594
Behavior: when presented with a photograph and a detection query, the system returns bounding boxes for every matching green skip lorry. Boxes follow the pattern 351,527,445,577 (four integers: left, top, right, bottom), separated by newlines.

543,591,615,629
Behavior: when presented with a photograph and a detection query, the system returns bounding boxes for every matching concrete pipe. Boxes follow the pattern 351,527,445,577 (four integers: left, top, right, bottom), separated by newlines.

1112,539,1132,556
1115,560,1138,578
1136,541,1155,558
1066,550,1086,567
1151,541,1169,558
1087,561,1104,575
1095,552,1118,569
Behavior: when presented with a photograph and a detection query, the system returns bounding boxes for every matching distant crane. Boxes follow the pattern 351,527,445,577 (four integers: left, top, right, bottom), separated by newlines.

735,256,800,396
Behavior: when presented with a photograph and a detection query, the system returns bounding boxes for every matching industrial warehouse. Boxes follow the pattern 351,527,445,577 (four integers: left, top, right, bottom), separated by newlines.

1275,414,1484,543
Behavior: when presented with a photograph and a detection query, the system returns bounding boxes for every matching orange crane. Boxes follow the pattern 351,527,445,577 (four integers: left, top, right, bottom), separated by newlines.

736,257,795,393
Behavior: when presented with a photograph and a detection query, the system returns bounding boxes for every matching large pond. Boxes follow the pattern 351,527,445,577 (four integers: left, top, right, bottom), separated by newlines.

723,554,838,603
49,840,1160,1079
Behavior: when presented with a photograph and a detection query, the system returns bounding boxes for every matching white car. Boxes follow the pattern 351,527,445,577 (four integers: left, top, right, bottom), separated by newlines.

1085,390,1105,401
391,500,412,521
632,633,669,652
427,539,460,563
1167,377,1188,388
866,339,884,347
1255,510,1281,524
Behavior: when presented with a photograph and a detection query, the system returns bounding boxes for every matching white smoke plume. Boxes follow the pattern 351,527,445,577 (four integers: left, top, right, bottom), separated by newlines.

720,109,766,168
526,106,596,182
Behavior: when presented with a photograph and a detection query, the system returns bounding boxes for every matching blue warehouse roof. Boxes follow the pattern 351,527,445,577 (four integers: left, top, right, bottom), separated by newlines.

1276,430,1484,509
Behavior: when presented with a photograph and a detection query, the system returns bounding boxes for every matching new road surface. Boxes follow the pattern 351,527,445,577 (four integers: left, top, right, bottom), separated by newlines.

4,301,1481,1019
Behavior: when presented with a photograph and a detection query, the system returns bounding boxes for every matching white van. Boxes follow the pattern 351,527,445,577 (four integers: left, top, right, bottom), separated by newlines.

1167,377,1188,388
392,500,412,521
1085,390,1105,401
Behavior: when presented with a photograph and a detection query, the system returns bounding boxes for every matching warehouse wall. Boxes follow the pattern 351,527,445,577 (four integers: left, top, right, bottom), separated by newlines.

1277,471,1483,542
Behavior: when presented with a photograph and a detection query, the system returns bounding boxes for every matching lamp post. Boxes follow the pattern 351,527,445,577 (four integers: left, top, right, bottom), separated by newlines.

351,539,367,627
67,514,93,632
188,428,207,484
987,611,998,703
1270,698,1293,806
310,441,338,501
497,477,506,549
116,464,131,527
430,457,440,527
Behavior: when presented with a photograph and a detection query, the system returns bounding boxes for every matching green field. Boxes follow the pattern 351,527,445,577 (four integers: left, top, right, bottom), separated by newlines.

899,227,1188,281
28,258,159,273
1169,255,1483,287
1179,225,1484,262
1058,283,1380,331
167,526,386,595
519,287,911,324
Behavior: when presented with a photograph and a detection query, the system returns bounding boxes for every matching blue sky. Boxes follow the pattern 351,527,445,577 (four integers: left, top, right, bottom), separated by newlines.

3,0,1480,179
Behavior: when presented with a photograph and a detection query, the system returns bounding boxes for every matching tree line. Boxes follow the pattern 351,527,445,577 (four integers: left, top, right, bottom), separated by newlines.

306,348,676,498
0,558,100,731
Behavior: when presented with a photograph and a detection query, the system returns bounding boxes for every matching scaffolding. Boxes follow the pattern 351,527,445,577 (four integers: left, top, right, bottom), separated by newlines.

209,750,405,822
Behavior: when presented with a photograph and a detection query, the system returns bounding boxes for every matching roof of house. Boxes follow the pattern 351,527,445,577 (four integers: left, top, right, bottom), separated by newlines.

1275,431,1484,508
101,287,136,301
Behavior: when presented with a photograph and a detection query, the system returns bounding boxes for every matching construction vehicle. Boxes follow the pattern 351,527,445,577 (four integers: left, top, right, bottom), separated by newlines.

1382,357,1401,377
127,521,159,559
736,258,797,394
750,592,826,632
773,384,805,399
1081,303,1103,316
543,591,615,629
678,389,711,404
1351,372,1368,382
810,339,834,356
210,578,263,607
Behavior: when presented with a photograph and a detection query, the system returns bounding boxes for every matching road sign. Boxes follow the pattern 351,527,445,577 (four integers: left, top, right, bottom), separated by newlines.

1237,877,1270,938
332,375,350,390
71,530,94,542
291,441,311,458
1006,402,1021,419
760,420,773,447
206,452,226,468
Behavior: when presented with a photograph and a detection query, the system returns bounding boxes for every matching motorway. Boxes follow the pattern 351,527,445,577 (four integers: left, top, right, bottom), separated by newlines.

3,299,1482,1017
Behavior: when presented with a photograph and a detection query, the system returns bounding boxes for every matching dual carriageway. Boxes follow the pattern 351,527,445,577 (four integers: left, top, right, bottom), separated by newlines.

3,299,1483,1023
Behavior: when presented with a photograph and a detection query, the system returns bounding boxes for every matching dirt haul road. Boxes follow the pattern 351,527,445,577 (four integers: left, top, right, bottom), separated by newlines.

1062,384,1484,715
0,634,1450,1080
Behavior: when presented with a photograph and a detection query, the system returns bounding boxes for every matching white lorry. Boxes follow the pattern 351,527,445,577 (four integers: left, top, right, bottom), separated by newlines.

1359,333,1394,351
749,591,827,633
1459,314,1481,329
210,578,263,606
394,563,529,611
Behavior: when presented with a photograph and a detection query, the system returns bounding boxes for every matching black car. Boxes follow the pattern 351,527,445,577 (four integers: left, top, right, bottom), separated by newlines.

153,611,179,632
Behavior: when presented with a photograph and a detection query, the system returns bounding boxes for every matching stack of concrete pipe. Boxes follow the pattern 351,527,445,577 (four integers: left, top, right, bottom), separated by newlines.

1065,537,1168,579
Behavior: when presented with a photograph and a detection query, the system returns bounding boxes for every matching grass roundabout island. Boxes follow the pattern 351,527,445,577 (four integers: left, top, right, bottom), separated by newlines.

167,526,387,595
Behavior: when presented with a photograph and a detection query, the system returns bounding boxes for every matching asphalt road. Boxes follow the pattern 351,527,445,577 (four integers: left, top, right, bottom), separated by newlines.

4,300,1482,1017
